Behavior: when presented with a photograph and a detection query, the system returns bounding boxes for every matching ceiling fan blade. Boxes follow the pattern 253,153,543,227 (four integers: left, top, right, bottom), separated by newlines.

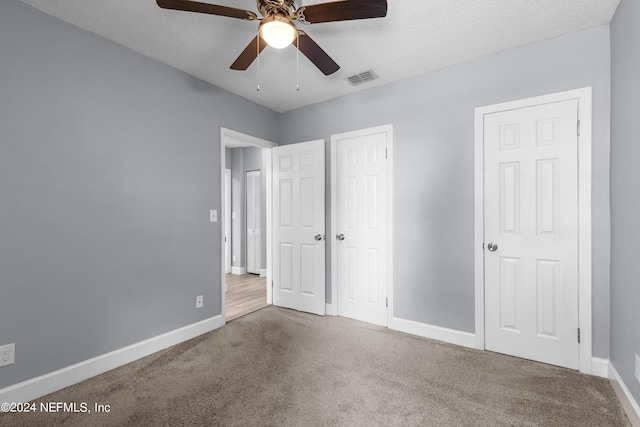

297,0,387,24
156,0,257,20
230,36,268,70
294,33,340,76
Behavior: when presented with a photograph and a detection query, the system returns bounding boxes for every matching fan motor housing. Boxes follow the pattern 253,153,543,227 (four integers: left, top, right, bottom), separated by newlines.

258,0,296,19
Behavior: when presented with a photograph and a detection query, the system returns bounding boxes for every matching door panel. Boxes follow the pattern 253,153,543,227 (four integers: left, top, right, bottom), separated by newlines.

334,128,389,326
484,99,579,369
272,140,325,315
246,171,261,274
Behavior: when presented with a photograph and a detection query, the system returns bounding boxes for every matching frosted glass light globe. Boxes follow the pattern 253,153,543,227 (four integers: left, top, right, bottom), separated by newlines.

260,17,296,49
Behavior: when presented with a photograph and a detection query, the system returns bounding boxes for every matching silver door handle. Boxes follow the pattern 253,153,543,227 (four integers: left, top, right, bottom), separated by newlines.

336,234,345,241
314,234,324,241
487,242,498,252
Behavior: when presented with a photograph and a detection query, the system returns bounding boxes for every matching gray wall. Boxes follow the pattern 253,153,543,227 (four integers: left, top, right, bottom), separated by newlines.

278,26,612,358
0,0,277,388
610,0,640,406
228,146,267,271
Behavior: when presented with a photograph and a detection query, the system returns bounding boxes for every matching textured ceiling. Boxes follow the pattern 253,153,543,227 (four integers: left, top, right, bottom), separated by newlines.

19,0,620,113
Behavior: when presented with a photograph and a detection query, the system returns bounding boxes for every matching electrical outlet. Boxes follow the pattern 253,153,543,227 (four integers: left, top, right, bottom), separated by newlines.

635,354,640,383
196,295,203,308
0,343,15,368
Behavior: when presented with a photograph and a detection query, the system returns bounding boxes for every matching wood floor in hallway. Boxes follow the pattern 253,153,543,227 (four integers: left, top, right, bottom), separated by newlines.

225,273,268,321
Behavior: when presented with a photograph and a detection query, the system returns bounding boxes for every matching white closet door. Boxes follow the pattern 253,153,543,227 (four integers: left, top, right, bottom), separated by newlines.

272,140,325,315
333,127,389,327
246,170,261,274
484,99,579,369
225,168,232,274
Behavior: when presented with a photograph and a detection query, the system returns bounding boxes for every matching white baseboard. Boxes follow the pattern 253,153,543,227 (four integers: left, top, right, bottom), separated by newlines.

0,315,224,404
260,269,267,277
392,317,476,349
609,362,640,425
591,357,610,378
231,266,246,275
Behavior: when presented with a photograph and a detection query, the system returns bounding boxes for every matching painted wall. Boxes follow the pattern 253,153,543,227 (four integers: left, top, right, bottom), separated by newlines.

278,26,612,358
229,146,267,272
610,0,640,407
0,1,277,388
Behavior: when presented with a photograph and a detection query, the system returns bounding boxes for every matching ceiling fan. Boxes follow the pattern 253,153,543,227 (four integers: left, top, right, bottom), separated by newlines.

156,0,388,76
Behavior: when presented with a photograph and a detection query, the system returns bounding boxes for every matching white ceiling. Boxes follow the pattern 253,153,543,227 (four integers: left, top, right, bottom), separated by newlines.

19,0,619,113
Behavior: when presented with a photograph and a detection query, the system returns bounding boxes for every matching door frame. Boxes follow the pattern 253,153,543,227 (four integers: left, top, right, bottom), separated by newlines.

220,128,276,323
330,124,394,327
473,88,593,374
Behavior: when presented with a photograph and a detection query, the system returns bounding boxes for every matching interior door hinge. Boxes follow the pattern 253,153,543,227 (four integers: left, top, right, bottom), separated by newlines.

578,328,581,343
577,120,581,136
385,148,388,159
386,297,388,308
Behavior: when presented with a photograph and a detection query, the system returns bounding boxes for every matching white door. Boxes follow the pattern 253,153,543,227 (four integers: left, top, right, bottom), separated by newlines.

272,140,325,315
333,126,389,327
484,99,579,369
225,168,232,274
246,170,261,274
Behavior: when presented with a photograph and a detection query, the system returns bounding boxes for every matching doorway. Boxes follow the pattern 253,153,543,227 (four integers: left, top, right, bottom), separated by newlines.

220,128,276,322
474,88,593,373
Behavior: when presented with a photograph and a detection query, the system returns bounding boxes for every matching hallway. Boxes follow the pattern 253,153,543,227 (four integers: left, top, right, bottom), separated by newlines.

225,274,268,321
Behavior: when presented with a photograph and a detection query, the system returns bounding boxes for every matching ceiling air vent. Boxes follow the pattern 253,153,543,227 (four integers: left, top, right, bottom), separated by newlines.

347,70,379,86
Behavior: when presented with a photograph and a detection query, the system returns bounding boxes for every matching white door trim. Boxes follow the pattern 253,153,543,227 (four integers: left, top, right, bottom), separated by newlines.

330,124,394,328
473,87,592,374
220,128,276,321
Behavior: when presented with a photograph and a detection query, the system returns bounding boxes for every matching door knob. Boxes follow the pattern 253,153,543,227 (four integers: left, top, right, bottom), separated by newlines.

314,234,324,241
487,242,498,252
336,234,345,241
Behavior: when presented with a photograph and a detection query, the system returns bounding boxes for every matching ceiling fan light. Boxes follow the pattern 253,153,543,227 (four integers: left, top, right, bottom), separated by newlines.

260,17,296,49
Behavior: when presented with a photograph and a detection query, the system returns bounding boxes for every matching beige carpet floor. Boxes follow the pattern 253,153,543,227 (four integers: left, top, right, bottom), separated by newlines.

1,306,631,426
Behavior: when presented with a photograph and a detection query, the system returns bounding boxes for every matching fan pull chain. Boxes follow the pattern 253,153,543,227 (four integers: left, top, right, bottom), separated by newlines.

296,34,300,91
257,33,261,92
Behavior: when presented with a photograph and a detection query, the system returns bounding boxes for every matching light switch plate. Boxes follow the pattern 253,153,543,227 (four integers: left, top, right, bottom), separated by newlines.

635,354,640,383
209,210,217,223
